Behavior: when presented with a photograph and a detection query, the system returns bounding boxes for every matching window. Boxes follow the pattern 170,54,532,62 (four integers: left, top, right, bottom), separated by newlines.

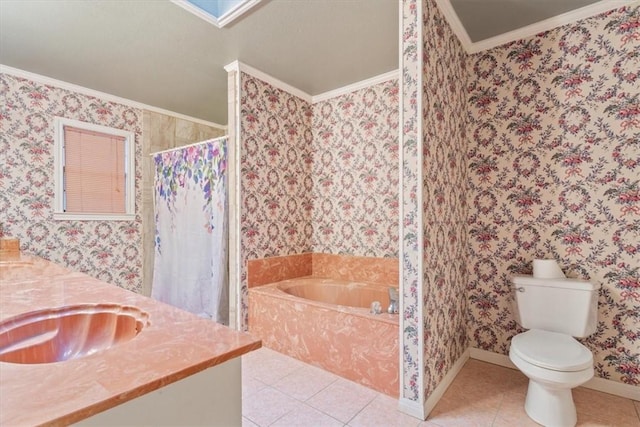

171,0,261,28
54,117,135,220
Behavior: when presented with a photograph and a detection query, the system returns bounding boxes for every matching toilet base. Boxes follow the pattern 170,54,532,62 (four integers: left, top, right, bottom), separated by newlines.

524,380,577,427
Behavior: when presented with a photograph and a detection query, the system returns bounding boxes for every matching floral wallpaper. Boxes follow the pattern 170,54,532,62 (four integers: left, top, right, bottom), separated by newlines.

400,0,423,403
311,79,399,257
239,72,314,328
466,5,640,386
421,0,469,398
238,73,402,329
0,73,143,292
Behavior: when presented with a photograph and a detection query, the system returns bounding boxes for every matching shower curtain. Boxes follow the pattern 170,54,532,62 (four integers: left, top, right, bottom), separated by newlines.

151,137,228,324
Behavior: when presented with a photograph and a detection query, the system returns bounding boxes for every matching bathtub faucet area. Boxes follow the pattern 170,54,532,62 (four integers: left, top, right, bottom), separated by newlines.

247,253,400,397
387,287,399,314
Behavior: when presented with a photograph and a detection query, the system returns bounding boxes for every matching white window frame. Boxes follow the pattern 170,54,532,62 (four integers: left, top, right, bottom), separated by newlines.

53,117,135,221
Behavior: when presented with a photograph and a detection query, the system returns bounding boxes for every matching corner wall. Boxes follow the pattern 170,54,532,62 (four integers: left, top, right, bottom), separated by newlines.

399,0,471,414
421,0,469,398
399,0,425,407
311,79,399,257
0,72,143,291
466,5,640,386
237,71,314,327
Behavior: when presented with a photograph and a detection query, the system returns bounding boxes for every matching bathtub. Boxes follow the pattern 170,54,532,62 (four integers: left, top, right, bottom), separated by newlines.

248,277,399,397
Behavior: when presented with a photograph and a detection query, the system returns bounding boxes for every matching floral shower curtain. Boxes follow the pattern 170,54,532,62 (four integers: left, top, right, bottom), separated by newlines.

151,137,228,324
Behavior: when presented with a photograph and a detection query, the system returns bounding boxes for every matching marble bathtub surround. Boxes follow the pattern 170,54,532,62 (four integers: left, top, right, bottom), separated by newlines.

0,254,260,426
311,253,398,285
247,253,399,288
248,254,399,397
249,278,399,397
247,253,313,288
0,238,19,254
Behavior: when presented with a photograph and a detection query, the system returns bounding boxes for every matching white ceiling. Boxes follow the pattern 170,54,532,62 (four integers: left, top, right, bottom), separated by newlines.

0,0,632,125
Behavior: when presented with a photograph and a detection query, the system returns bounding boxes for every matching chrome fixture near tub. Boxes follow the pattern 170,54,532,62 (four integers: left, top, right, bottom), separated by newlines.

370,301,382,314
387,287,399,314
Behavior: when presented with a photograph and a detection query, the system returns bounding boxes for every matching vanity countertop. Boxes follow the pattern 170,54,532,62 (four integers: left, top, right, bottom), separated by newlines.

0,254,260,426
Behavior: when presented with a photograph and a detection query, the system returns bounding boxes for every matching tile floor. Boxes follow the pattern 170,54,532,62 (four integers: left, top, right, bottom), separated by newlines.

242,347,640,427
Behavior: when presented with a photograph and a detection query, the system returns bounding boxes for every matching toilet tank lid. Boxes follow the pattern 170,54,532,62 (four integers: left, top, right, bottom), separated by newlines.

513,275,599,291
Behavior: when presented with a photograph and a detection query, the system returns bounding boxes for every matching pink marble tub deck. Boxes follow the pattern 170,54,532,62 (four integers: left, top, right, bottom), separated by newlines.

0,253,261,426
248,254,399,397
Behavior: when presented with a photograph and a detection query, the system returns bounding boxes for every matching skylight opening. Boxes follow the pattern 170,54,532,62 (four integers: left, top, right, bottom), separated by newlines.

171,0,261,28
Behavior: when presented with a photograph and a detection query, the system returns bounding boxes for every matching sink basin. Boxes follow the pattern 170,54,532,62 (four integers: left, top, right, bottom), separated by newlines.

0,304,149,364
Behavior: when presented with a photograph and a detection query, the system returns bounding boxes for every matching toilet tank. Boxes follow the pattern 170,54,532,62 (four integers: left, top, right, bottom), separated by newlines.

512,276,600,338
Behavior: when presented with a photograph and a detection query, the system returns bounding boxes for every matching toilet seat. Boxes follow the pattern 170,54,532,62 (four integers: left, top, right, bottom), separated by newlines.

511,329,593,372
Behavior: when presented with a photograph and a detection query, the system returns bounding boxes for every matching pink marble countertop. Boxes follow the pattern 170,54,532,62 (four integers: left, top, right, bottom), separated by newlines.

0,254,261,426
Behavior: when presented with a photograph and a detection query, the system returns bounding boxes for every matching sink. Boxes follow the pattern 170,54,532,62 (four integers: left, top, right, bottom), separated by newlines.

0,304,149,364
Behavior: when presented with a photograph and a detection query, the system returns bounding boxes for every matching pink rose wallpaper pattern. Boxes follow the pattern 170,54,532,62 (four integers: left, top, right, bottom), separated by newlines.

422,0,469,398
311,79,399,257
0,73,143,292
239,72,314,327
400,0,638,406
400,0,423,403
466,5,639,385
238,72,401,329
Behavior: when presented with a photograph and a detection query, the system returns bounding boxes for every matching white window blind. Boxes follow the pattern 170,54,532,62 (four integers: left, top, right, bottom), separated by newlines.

63,126,126,214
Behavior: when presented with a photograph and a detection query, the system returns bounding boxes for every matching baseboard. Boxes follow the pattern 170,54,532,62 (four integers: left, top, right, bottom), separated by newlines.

469,347,518,370
424,349,471,417
398,349,471,420
469,347,640,401
398,397,425,420
584,376,640,401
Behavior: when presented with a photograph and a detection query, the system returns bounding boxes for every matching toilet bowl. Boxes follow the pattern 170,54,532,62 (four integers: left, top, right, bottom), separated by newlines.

510,268,599,426
509,329,594,427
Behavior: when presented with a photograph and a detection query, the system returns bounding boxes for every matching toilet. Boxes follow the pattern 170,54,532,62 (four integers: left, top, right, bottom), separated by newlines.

510,269,599,427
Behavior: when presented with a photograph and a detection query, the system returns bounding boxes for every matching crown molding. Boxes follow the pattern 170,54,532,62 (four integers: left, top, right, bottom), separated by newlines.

225,60,399,104
436,0,637,54
311,70,399,103
224,60,312,103
0,64,227,130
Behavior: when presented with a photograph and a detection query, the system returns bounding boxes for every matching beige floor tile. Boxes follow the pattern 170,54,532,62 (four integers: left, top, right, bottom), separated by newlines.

242,386,300,427
438,378,505,413
454,360,526,396
242,348,305,385
426,393,499,427
492,391,540,427
242,416,259,427
577,411,640,427
573,387,639,425
272,363,339,401
306,377,378,423
271,402,344,427
242,376,267,399
241,348,640,427
348,394,422,427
